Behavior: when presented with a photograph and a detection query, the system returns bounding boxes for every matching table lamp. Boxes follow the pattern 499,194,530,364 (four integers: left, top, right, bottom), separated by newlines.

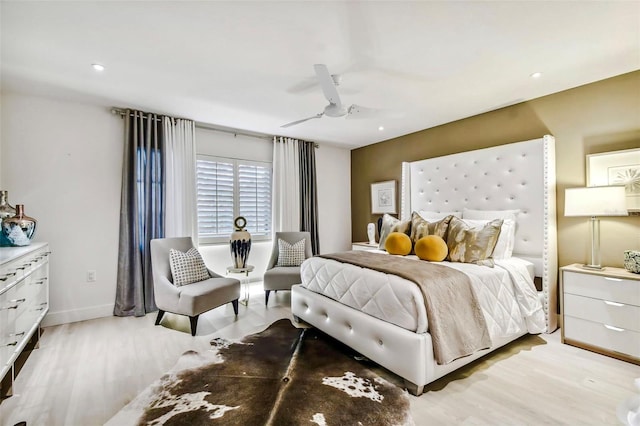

565,186,628,270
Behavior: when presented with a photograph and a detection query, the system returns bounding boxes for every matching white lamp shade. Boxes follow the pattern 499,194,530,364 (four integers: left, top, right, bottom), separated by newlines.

565,186,628,217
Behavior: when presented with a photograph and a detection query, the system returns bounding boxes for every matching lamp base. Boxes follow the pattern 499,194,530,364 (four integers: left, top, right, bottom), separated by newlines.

580,263,604,271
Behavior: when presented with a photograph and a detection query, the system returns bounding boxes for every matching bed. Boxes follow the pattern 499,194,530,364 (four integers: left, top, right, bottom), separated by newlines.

291,135,558,395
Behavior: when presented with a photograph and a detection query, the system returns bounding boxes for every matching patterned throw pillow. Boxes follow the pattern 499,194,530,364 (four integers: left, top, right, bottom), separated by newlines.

276,238,306,267
378,214,411,250
169,248,210,287
446,217,503,267
410,212,452,242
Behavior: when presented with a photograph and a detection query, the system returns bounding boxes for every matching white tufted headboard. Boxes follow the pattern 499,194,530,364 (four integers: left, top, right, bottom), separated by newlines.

401,135,558,332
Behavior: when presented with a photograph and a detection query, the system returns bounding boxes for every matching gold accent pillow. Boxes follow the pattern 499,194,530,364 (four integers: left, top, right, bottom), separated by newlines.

446,217,503,267
384,232,412,255
378,214,411,250
415,235,448,261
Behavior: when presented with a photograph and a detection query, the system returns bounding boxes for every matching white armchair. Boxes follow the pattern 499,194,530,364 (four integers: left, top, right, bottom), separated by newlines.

150,237,241,335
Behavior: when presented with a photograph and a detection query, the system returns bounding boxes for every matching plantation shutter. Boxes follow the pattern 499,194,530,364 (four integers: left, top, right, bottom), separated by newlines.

196,158,234,238
238,162,272,237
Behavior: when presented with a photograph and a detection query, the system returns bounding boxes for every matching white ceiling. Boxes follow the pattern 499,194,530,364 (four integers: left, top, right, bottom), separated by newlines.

1,1,639,148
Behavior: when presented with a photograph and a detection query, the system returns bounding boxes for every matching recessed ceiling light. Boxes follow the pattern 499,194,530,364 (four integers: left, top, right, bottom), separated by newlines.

92,63,105,72
378,126,384,131
530,72,542,79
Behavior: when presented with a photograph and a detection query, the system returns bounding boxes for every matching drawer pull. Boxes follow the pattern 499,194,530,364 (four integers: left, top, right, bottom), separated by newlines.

35,307,46,311
9,331,25,337
604,324,625,332
604,277,622,282
2,341,18,347
603,300,625,307
8,298,26,304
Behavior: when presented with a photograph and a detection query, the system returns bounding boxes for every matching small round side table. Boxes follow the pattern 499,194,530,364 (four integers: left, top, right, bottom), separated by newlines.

226,265,254,306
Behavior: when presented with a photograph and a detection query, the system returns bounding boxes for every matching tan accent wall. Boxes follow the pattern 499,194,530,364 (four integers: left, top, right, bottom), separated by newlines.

351,71,640,268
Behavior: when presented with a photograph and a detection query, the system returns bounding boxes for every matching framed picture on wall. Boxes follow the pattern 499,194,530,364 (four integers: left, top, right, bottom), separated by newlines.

371,180,397,214
587,148,640,211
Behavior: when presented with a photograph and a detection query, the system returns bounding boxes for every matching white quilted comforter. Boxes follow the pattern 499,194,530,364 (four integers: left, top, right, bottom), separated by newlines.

300,253,545,340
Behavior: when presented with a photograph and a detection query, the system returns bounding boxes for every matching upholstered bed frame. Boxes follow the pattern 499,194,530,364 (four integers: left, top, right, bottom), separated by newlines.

291,135,558,395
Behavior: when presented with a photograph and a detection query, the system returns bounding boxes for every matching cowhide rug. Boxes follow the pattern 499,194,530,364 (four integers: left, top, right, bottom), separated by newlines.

107,319,414,425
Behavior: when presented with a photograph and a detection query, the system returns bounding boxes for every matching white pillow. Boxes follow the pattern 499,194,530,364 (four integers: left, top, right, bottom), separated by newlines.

418,211,461,221
169,248,210,287
461,218,516,259
276,238,306,267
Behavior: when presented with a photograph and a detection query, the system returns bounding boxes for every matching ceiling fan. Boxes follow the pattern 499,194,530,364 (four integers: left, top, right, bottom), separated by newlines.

281,64,380,128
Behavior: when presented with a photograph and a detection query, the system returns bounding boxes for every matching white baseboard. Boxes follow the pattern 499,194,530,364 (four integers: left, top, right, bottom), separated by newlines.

42,303,114,327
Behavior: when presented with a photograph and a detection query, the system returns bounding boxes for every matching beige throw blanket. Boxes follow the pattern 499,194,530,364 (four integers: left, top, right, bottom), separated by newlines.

319,251,491,365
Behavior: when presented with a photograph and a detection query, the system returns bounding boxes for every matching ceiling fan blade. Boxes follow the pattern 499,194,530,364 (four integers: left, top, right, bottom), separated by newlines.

346,104,380,119
280,113,323,128
314,64,342,108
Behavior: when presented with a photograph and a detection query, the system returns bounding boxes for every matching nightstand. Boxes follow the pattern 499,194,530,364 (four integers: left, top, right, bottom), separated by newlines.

352,242,379,251
560,264,640,364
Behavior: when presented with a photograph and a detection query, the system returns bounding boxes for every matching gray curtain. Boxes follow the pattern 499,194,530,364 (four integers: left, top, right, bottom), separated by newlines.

299,141,320,255
114,110,164,316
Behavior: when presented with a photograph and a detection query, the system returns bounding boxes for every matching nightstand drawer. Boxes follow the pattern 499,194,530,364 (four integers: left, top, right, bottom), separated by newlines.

564,316,640,359
352,242,379,251
563,271,640,306
564,293,640,332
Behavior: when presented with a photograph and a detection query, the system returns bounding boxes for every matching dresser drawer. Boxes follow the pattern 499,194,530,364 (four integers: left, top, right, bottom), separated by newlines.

564,316,640,359
563,271,640,306
564,293,640,332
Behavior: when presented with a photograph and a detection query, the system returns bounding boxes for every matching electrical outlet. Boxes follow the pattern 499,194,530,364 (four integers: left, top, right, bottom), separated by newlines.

87,270,97,282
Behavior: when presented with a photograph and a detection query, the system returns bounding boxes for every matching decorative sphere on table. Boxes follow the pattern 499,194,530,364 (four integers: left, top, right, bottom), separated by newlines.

230,216,251,268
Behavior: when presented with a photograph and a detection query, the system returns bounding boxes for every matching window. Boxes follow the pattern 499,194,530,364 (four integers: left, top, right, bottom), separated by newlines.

197,156,272,243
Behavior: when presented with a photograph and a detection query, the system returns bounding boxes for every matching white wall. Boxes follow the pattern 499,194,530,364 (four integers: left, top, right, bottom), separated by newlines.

1,92,352,325
1,92,123,326
316,144,351,253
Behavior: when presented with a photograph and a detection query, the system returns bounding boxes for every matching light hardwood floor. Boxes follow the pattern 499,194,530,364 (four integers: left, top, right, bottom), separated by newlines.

1,283,638,426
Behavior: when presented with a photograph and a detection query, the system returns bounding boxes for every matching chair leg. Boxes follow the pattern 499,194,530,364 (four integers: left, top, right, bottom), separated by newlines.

232,299,239,315
265,290,271,306
155,309,165,326
189,315,199,336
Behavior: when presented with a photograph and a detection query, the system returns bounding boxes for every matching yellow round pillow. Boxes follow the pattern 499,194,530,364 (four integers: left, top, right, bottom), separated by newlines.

415,235,448,261
384,232,412,255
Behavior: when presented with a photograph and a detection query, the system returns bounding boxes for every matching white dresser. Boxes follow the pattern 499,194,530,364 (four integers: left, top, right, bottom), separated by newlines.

0,243,50,397
560,264,639,365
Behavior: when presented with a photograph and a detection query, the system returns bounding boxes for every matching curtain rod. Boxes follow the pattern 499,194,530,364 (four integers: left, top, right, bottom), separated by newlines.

111,107,318,147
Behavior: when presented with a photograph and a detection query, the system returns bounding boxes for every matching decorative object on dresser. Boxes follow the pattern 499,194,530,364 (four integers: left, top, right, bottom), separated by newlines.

371,180,396,214
367,222,376,244
0,191,16,247
0,243,50,398
564,186,628,270
560,264,639,365
624,250,640,274
1,204,37,247
105,319,413,426
229,216,251,269
587,148,640,212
